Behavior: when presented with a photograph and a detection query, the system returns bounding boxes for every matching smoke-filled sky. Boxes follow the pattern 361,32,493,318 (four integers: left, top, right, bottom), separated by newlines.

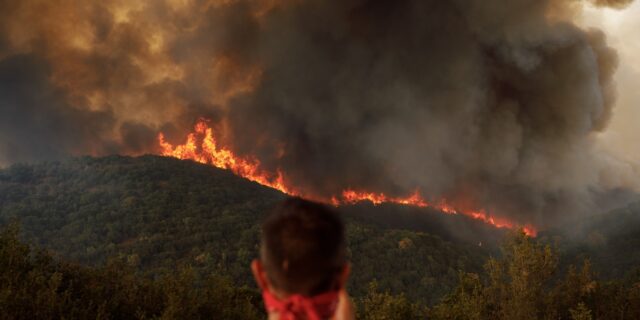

0,0,638,227
582,2,640,164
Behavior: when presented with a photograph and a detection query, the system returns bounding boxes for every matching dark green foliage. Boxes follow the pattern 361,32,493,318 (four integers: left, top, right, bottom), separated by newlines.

545,201,640,280
7,223,640,319
429,272,485,320
0,155,283,286
0,223,263,319
0,155,486,304
430,231,640,320
347,225,484,304
483,231,558,319
356,281,429,320
3,155,640,319
569,303,592,320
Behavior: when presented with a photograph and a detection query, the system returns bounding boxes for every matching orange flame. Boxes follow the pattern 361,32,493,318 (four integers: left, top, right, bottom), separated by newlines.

159,120,537,237
158,121,298,196
340,189,537,237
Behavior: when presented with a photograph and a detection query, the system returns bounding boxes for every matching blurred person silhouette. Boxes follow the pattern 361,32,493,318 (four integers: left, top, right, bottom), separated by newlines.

251,197,354,320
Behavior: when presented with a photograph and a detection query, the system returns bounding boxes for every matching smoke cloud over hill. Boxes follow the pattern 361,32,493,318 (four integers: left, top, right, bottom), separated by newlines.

0,0,637,226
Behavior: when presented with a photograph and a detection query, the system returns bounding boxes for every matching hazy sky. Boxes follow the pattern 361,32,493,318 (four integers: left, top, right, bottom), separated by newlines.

582,2,640,164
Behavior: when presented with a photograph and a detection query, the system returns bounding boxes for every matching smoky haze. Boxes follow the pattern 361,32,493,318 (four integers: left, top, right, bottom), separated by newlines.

0,0,637,227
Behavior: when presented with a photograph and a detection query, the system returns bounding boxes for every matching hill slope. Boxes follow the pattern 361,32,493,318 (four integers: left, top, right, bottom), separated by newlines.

0,155,488,303
543,201,640,279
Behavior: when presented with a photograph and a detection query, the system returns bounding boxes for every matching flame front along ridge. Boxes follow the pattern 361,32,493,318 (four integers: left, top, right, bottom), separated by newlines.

159,120,537,237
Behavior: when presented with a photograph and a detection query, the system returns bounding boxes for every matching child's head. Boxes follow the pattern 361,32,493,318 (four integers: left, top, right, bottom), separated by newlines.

253,197,348,297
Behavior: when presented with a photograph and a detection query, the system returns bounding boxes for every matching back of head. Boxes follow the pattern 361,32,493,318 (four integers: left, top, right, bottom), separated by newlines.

261,197,347,296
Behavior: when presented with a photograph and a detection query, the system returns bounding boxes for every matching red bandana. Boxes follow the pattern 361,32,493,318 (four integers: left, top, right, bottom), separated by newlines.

262,288,340,320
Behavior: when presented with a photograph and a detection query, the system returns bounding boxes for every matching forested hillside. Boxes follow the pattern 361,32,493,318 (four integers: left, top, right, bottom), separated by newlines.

1,156,640,319
544,201,640,279
3,223,640,319
0,155,486,303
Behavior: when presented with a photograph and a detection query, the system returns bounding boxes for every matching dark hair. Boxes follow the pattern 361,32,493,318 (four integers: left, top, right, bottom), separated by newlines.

261,197,347,296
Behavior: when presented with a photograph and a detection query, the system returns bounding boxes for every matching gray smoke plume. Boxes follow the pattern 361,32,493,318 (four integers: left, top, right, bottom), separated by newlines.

0,0,636,226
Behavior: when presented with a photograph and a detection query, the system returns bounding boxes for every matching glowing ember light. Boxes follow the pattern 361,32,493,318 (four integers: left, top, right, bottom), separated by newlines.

158,120,538,237
340,189,537,237
159,120,299,196
341,189,428,207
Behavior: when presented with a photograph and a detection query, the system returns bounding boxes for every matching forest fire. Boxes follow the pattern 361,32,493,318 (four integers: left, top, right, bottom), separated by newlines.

158,121,298,196
159,120,537,237
339,189,536,236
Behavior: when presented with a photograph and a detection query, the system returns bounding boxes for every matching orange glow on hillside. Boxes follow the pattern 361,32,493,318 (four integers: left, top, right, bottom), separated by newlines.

340,189,537,237
158,121,299,196
159,120,537,237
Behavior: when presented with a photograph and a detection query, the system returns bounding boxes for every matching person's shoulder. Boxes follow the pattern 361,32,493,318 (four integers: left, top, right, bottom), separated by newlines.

332,290,355,320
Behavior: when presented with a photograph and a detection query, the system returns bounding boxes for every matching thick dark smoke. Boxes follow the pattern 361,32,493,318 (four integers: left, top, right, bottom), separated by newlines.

0,0,636,226
0,54,118,163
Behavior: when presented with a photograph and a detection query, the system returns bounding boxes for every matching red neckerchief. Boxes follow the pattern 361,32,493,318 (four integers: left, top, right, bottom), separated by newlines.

262,288,340,320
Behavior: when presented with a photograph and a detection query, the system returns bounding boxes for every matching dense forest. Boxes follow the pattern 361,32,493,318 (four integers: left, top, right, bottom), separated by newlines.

0,156,487,303
1,156,640,319
3,223,640,319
